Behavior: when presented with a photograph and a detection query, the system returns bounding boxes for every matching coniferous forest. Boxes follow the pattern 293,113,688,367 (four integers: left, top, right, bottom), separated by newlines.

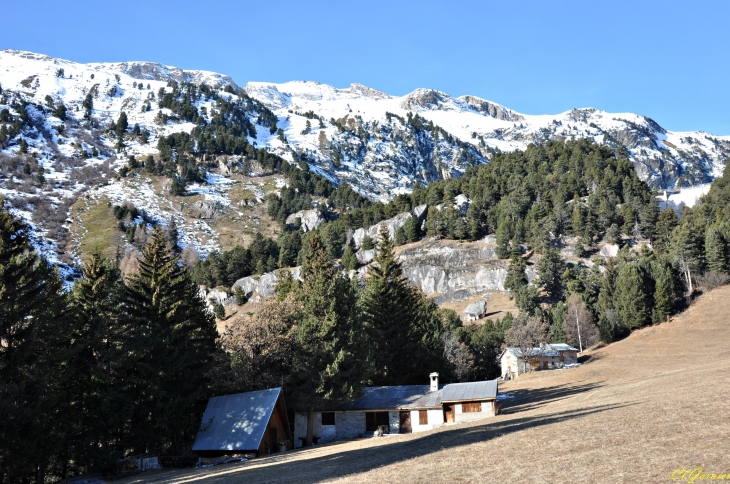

2,138,730,482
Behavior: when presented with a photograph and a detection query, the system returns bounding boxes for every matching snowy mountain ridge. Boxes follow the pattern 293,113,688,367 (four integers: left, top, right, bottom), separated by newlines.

0,49,727,274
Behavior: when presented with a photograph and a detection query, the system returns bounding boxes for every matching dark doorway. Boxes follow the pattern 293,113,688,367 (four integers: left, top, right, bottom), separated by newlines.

269,427,278,453
443,404,455,423
365,412,390,432
399,411,412,433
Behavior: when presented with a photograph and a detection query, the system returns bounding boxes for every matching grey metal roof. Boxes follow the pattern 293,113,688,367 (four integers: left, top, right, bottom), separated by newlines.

549,343,579,351
192,388,281,452
334,385,442,410
441,380,498,402
506,347,559,357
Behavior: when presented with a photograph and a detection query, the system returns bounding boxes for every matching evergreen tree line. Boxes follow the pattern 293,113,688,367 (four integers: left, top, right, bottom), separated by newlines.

0,201,505,481
217,226,507,446
0,199,219,482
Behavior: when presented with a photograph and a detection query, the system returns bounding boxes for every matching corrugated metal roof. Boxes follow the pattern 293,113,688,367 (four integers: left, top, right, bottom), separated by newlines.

441,380,498,402
334,385,442,410
507,347,560,357
192,388,281,452
549,343,579,351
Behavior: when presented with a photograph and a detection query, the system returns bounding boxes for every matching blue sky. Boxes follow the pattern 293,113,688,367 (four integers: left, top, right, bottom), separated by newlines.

2,0,728,134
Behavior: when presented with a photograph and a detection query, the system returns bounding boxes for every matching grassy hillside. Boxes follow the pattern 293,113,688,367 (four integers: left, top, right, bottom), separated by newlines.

115,283,730,483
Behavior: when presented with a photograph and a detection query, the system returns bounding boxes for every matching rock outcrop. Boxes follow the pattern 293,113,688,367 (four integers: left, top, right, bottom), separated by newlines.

352,204,428,249
286,209,326,232
397,238,509,305
231,268,301,302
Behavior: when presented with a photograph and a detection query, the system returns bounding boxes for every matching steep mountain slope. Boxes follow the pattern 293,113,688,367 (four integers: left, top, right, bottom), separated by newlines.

246,80,730,193
0,49,727,271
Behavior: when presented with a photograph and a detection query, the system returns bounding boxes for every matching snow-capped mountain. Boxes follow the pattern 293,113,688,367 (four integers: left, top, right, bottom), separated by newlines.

0,49,727,271
245,80,730,193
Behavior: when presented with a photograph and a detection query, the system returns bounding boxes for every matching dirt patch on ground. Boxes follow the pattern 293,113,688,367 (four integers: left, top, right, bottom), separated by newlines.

117,285,730,483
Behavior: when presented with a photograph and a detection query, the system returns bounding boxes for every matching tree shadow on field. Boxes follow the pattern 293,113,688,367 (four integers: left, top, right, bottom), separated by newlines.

162,401,632,484
499,381,604,414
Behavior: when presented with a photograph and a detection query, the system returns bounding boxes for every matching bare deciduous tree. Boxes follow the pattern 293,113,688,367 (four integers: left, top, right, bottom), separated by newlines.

441,331,474,382
214,297,301,393
565,294,599,352
504,314,548,373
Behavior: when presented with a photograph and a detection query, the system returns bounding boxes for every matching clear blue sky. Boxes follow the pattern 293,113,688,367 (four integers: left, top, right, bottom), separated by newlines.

2,0,728,134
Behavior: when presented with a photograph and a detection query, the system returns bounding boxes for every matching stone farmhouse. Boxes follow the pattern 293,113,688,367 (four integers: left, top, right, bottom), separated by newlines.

500,343,579,379
293,373,498,448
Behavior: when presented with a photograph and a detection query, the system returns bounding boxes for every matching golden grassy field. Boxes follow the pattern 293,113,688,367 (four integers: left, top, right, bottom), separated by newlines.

118,284,730,483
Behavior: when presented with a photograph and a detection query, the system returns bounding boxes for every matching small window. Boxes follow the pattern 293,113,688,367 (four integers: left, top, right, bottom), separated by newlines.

418,410,428,425
321,412,335,426
462,401,482,413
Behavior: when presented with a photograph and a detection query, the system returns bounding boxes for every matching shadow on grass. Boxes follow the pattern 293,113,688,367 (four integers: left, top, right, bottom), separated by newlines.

499,381,604,414
148,401,631,484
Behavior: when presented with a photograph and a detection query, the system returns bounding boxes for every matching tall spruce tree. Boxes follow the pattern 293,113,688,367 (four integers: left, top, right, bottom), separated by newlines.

651,260,676,323
536,247,565,298
705,226,728,273
66,253,129,473
123,227,218,455
0,199,68,482
360,226,423,385
288,233,369,446
614,263,652,329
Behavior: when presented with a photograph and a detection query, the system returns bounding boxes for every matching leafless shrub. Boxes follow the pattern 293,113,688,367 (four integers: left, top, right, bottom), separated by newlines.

441,330,475,382
564,294,600,351
120,250,140,277
697,271,730,291
504,314,549,372
181,244,200,269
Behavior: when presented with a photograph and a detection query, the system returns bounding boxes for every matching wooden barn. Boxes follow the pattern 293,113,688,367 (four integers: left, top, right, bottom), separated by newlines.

192,387,291,457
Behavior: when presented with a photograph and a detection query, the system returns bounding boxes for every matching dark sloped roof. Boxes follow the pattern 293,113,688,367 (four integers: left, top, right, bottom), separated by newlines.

192,388,281,452
441,380,498,402
334,385,442,410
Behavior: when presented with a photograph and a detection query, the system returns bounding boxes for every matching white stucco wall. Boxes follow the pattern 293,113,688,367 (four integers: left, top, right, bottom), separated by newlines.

453,400,496,423
410,409,444,432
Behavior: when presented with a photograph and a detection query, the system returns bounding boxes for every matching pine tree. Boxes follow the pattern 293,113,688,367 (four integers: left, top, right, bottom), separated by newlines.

361,234,374,250
361,225,420,385
705,226,728,273
654,208,679,255
651,260,675,323
0,199,68,481
536,247,565,298
122,227,218,454
670,223,704,295
116,111,128,138
614,263,652,330
495,217,511,259
288,233,369,446
66,253,129,472
166,217,179,251
504,256,527,293
341,245,358,270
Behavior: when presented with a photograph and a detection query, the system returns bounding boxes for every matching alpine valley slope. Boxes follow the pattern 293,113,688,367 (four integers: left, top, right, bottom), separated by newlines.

0,49,728,270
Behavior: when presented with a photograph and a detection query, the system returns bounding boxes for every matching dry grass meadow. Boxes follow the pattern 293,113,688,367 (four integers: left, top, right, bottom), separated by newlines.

118,285,730,483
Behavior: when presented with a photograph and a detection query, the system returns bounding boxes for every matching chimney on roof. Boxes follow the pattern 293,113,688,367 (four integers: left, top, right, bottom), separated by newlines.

429,372,439,392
